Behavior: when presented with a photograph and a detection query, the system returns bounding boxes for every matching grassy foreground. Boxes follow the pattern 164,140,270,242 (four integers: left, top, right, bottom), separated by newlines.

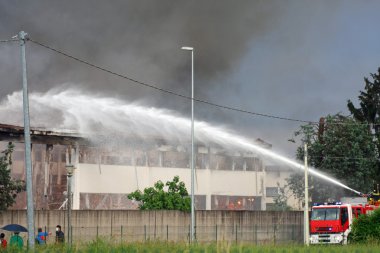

3,240,380,253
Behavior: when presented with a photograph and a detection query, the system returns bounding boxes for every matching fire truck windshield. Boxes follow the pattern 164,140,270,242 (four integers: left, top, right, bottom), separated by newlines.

311,208,339,220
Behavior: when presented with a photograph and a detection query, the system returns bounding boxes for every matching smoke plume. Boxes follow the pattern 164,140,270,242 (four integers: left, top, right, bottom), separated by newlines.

0,0,279,106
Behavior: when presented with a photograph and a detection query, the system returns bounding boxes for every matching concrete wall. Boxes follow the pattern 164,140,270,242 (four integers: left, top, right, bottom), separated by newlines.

265,168,301,210
76,164,266,210
0,210,303,244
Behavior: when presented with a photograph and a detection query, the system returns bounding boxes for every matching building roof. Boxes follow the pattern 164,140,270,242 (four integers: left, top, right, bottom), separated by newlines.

0,123,273,152
0,123,84,145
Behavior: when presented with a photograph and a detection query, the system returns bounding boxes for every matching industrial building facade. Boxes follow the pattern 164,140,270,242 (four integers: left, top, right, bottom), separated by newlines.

0,124,299,211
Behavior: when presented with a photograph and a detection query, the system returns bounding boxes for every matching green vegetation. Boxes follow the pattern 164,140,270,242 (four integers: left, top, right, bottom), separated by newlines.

288,114,377,203
0,142,25,210
3,240,380,253
128,176,191,211
286,68,380,204
350,207,380,243
348,67,380,183
272,183,292,211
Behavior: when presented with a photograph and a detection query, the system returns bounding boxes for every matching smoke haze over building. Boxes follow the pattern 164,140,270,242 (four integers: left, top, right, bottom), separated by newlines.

1,0,380,155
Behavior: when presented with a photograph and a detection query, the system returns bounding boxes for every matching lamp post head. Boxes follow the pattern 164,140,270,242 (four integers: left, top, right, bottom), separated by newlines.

66,165,75,177
181,46,193,51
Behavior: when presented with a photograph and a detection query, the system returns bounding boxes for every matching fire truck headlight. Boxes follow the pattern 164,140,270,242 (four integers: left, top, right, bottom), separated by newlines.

332,234,343,243
310,235,319,244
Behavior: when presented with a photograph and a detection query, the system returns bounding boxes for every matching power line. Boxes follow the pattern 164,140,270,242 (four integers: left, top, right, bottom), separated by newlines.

0,38,18,43
29,39,315,124
25,39,380,127
309,155,376,161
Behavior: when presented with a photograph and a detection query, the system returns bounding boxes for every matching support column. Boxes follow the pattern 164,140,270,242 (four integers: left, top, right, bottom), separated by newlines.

73,143,80,210
44,145,53,210
205,166,212,210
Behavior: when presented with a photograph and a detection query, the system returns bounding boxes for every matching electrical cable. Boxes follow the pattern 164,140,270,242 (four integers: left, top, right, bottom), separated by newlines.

309,155,376,161
29,39,316,124
25,39,380,127
0,39,18,43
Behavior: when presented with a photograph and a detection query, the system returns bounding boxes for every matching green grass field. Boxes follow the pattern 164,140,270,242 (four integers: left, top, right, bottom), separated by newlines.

3,241,380,253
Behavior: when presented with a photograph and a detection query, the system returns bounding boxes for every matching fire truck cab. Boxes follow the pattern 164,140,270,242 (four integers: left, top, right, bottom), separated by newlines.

310,184,380,244
309,202,352,244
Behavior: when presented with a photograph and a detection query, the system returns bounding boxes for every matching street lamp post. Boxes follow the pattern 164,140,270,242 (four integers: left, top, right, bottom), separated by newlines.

181,46,195,242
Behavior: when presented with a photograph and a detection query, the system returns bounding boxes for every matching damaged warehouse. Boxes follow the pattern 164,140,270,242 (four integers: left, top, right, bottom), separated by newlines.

0,123,298,211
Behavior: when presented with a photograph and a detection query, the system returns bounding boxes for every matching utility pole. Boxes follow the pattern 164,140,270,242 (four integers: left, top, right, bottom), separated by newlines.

19,30,35,248
66,146,75,246
304,143,309,246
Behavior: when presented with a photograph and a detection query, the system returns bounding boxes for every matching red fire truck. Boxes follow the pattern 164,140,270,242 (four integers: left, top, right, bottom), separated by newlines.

309,185,380,244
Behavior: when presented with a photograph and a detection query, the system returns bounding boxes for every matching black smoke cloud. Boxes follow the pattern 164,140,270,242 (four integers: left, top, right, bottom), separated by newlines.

0,0,279,105
1,1,378,156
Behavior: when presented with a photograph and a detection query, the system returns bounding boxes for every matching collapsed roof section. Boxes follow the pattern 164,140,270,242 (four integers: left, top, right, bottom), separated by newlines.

0,123,272,155
0,123,84,145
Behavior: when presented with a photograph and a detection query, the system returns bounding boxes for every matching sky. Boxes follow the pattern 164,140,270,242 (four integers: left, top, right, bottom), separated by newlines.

0,0,380,158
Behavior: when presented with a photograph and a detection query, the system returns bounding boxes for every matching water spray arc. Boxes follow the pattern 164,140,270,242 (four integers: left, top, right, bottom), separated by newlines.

234,136,362,196
0,89,362,199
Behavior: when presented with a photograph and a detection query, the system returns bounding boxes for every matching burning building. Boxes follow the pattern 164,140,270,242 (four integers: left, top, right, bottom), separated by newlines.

0,123,298,211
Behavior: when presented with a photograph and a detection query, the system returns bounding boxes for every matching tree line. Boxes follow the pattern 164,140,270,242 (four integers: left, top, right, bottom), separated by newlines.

279,68,380,209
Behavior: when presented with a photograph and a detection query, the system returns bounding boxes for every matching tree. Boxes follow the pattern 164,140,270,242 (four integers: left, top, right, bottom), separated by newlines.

347,68,380,132
128,176,190,211
272,183,292,211
0,142,25,210
287,115,377,204
347,67,380,182
285,173,309,209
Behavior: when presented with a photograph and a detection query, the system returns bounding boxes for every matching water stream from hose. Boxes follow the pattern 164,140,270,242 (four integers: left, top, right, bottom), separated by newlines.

0,89,361,195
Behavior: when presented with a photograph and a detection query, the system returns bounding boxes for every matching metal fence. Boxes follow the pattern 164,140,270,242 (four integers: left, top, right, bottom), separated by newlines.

36,224,303,245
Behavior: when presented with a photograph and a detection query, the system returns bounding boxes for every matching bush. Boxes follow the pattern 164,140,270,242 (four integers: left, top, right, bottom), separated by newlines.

350,207,380,243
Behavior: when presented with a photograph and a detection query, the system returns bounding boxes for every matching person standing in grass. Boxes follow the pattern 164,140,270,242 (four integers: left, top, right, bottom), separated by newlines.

55,225,64,243
9,232,23,248
35,227,51,245
0,233,7,249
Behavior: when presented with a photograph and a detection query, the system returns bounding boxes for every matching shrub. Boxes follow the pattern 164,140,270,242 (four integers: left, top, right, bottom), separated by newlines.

350,207,380,243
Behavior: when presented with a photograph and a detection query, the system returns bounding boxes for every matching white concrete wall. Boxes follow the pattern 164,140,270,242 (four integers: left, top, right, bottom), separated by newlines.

73,164,266,210
265,169,301,210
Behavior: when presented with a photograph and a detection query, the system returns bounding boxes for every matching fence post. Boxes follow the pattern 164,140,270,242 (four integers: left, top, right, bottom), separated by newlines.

144,225,147,241
292,224,295,243
241,224,243,242
215,224,218,242
235,224,238,244
121,225,123,243
255,225,258,245
71,225,73,245
273,224,276,245
96,225,99,240
166,225,169,241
